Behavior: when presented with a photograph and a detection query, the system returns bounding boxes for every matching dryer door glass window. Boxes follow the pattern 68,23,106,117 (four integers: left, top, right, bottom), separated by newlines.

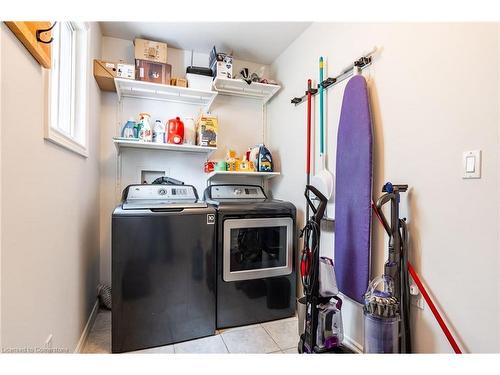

230,226,287,271
223,218,293,282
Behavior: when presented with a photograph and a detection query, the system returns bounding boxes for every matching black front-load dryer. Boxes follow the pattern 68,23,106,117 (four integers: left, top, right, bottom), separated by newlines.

204,184,296,329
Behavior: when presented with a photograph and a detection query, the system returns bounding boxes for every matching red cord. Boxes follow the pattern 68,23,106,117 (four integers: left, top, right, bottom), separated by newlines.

407,262,462,354
371,203,462,354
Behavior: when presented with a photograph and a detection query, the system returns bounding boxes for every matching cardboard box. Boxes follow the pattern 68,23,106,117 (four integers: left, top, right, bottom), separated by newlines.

170,77,188,87
134,38,167,64
196,114,218,148
93,59,134,92
135,59,171,85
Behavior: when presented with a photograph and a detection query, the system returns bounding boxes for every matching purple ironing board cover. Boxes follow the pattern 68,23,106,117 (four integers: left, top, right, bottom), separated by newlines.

334,75,373,304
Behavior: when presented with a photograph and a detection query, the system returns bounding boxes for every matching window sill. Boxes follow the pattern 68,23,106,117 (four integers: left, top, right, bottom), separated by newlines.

44,126,89,158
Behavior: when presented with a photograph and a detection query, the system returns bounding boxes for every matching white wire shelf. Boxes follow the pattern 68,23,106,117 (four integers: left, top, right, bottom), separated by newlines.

113,138,217,156
212,77,280,104
207,171,280,180
114,78,218,109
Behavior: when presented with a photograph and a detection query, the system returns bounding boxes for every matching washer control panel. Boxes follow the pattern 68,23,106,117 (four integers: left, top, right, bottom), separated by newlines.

126,185,197,201
209,185,266,199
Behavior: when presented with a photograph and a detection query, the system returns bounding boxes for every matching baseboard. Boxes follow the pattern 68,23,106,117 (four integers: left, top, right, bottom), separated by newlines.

74,299,99,353
343,334,363,353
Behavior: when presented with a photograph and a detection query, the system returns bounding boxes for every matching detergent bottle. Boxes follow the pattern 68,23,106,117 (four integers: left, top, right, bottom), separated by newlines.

152,120,165,143
258,144,273,172
121,118,136,138
138,113,152,142
167,117,184,144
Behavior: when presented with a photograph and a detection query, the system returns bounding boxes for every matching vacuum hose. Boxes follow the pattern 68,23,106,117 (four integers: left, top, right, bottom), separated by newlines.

300,219,320,294
400,219,412,353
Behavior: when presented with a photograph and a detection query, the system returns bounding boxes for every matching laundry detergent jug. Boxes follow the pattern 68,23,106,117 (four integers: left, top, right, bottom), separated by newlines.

121,118,137,138
138,113,152,142
167,117,184,144
258,144,273,172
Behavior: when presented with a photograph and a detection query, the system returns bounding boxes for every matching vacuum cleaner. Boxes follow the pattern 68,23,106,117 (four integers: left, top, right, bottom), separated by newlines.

366,182,412,353
298,185,349,354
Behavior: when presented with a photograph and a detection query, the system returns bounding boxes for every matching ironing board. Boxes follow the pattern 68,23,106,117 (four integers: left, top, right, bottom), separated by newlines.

334,75,373,304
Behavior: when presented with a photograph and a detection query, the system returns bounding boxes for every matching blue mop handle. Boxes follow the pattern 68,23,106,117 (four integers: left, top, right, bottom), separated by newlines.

319,57,324,156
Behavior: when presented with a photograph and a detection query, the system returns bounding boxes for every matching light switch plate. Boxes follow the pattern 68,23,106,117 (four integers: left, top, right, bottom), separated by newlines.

463,150,481,179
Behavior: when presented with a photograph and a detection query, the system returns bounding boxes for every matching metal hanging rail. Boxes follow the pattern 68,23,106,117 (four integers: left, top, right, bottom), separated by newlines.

291,48,377,106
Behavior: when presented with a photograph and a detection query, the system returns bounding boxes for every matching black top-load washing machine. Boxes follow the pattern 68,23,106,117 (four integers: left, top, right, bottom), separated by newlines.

204,184,297,329
112,184,216,353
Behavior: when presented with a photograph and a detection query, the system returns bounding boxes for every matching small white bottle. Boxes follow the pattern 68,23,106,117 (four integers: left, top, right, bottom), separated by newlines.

183,117,196,145
152,120,165,143
138,113,152,142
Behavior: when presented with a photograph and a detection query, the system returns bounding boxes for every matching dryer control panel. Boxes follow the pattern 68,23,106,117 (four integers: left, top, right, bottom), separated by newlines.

208,185,266,200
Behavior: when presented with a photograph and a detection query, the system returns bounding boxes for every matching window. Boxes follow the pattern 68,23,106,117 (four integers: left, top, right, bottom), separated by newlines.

44,22,89,157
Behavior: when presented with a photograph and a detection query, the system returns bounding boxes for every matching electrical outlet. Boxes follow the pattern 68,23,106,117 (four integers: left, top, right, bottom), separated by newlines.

411,295,424,310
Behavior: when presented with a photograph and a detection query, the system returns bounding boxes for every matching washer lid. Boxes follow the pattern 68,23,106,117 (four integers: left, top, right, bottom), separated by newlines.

122,184,207,209
123,200,207,210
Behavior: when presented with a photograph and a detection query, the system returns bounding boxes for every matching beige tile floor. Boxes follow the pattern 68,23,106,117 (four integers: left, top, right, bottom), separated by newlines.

83,309,300,354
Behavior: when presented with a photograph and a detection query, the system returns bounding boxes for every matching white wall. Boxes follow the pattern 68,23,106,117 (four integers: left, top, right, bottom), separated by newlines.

99,36,272,284
0,23,102,352
267,23,500,353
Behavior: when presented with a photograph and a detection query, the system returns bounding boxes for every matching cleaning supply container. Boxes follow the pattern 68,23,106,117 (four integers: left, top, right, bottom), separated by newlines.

316,297,343,350
363,275,400,353
152,120,165,143
183,117,196,145
138,113,152,142
167,117,184,144
121,118,136,138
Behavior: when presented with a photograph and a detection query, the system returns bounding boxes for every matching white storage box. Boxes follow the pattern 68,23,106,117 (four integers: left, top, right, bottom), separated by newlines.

186,73,213,91
117,63,135,79
210,55,233,79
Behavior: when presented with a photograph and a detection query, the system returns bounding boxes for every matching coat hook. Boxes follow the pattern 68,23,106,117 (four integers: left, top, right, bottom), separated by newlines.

36,22,57,44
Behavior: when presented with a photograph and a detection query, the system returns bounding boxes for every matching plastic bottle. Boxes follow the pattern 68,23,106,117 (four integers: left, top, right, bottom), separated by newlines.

152,120,165,143
167,117,184,145
316,297,344,350
183,117,196,145
134,121,143,139
121,118,136,138
138,113,152,142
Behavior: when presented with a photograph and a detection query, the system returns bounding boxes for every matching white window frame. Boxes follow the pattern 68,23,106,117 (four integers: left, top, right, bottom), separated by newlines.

43,22,90,157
